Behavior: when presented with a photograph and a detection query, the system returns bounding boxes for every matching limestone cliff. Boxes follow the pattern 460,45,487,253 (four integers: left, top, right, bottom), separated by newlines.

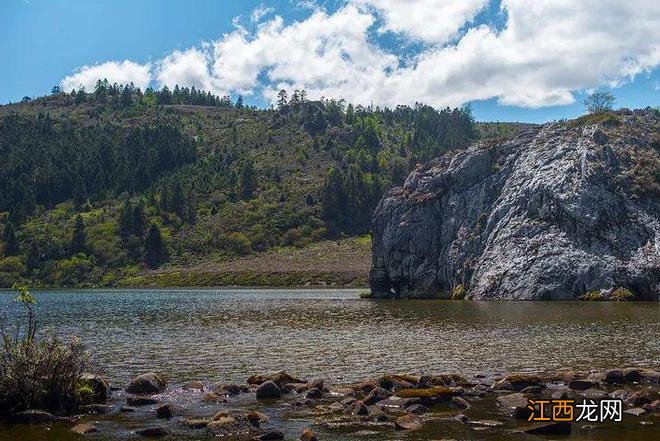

370,109,659,300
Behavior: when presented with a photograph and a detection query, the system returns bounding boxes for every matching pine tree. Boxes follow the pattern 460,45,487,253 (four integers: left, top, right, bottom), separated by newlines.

144,223,166,268
131,201,146,237
70,214,86,254
2,222,19,256
239,161,256,200
118,200,133,239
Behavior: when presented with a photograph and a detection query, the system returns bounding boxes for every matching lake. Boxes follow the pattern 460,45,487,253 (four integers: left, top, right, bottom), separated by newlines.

1,288,658,385
0,288,658,440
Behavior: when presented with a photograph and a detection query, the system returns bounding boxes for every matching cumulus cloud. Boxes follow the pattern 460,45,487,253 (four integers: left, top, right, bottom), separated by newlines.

352,0,488,44
60,0,660,109
60,60,151,92
155,47,225,94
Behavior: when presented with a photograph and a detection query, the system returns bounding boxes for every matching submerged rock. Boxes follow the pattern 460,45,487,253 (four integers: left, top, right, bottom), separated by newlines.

370,109,660,300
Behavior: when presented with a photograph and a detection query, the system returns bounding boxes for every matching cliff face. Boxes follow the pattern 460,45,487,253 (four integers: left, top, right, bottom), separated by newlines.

370,109,660,300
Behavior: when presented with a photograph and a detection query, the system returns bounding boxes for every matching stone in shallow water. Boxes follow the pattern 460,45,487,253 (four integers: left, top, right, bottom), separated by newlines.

305,387,323,399
7,410,55,424
362,387,391,405
569,379,599,390
394,386,453,405
496,393,532,419
394,414,423,430
207,412,258,437
406,404,428,415
247,371,304,388
182,418,210,429
300,427,317,441
156,403,174,419
450,396,471,409
453,413,469,423
71,423,98,434
552,389,574,400
125,372,167,395
256,380,282,399
181,380,204,391
247,410,269,425
521,421,572,435
625,407,647,416
214,383,248,395
79,373,111,402
257,430,284,440
494,374,544,392
581,388,608,399
201,392,227,403
120,406,137,412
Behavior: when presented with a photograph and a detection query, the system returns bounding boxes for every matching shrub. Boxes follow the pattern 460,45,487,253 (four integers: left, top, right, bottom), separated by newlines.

0,285,89,415
451,284,466,299
579,290,604,301
584,91,615,114
611,287,634,301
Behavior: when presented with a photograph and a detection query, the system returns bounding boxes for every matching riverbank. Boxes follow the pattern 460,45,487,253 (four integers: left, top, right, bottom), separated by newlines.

116,237,372,288
2,367,658,440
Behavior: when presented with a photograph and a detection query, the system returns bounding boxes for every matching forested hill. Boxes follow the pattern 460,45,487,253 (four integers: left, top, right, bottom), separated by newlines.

0,84,528,287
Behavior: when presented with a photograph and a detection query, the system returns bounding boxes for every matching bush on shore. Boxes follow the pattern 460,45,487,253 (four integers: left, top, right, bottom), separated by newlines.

0,285,89,415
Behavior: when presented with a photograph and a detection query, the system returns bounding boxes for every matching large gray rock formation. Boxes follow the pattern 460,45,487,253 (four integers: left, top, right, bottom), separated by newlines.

370,109,659,300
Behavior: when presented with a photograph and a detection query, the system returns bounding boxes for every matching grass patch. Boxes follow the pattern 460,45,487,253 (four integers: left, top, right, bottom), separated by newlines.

569,111,621,128
117,270,368,288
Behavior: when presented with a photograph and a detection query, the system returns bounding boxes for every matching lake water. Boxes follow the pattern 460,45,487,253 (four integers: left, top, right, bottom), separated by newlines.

1,288,658,386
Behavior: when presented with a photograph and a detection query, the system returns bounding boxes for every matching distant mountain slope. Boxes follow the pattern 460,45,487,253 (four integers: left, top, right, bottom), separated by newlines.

0,86,526,287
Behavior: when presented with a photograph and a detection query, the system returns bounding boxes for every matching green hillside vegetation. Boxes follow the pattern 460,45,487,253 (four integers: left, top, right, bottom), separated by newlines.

0,82,523,288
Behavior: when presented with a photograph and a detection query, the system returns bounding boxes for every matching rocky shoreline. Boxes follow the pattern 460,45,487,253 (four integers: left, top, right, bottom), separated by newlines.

2,367,658,439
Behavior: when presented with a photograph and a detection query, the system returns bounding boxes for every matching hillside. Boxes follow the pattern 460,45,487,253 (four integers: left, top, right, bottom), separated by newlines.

371,109,660,300
0,85,527,288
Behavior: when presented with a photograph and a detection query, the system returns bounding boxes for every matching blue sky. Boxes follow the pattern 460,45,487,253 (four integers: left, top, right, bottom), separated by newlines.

1,0,658,122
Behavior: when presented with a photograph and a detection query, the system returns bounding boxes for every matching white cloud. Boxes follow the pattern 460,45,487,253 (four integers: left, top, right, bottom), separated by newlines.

352,0,488,44
60,60,151,92
155,47,226,95
251,5,274,23
60,1,660,109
